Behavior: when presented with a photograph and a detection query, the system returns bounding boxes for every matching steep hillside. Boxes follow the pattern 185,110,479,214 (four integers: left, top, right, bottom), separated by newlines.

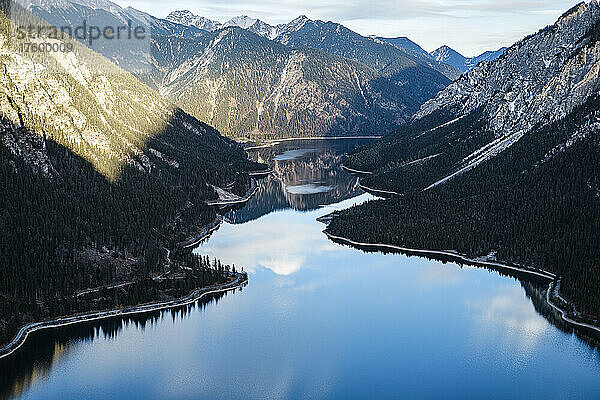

377,36,462,80
0,2,262,346
329,1,600,320
345,1,600,189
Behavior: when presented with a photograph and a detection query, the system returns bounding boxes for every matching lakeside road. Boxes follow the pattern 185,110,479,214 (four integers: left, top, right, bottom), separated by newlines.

0,272,247,361
358,183,402,197
181,216,224,249
341,166,400,195
341,165,374,175
546,280,600,334
322,230,600,335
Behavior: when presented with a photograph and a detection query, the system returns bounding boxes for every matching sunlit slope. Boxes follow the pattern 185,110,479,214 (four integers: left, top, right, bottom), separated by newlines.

1,2,175,182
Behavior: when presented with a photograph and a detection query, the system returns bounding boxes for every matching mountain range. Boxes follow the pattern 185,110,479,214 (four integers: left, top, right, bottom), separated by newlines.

329,1,600,320
19,1,512,139
167,11,462,82
149,29,417,139
23,1,476,139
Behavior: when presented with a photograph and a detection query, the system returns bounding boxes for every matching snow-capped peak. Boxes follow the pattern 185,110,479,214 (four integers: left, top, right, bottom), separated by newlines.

164,10,313,39
282,15,310,33
224,15,258,29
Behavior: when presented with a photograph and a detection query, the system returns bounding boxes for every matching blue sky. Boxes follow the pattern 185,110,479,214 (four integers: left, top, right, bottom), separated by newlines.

119,0,581,56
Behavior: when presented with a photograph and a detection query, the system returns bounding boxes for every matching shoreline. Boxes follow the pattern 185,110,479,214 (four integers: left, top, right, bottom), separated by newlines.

187,171,266,247
245,136,381,150
322,230,600,335
0,272,248,361
342,166,401,196
323,231,555,280
546,280,600,334
0,170,261,362
206,178,259,206
180,216,224,249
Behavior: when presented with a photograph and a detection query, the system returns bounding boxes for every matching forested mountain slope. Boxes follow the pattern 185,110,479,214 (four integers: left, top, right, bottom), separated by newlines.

345,1,600,193
329,1,600,319
0,2,261,346
377,36,462,81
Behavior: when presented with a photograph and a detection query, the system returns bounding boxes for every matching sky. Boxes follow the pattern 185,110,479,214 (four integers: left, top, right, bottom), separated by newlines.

118,0,581,56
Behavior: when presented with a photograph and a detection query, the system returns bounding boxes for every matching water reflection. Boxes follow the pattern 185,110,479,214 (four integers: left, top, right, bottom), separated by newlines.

225,140,371,224
2,139,600,399
0,290,234,400
327,234,600,348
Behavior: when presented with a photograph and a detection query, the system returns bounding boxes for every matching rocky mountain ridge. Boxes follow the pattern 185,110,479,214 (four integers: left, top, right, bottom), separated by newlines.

417,1,600,152
148,27,415,138
166,10,310,40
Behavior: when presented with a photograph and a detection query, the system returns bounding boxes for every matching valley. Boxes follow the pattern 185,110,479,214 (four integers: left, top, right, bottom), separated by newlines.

1,0,600,398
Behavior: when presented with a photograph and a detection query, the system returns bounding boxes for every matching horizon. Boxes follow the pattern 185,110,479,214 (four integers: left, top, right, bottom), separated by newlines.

117,0,581,56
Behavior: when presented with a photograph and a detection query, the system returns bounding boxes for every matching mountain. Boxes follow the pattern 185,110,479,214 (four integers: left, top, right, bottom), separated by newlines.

149,28,416,139
167,10,281,39
431,45,507,72
0,1,262,346
273,17,459,89
329,1,600,320
167,9,461,85
223,15,258,29
21,0,204,76
26,0,204,37
378,36,429,56
165,10,221,31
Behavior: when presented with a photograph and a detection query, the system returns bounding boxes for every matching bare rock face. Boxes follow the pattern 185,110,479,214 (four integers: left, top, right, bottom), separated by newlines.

344,2,600,193
0,122,55,177
416,1,600,141
0,5,244,184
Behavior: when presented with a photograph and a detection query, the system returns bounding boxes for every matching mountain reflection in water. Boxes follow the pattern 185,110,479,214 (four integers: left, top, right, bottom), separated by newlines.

225,140,371,225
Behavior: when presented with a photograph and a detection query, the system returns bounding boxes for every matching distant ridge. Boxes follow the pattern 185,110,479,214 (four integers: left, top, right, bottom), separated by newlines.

431,45,507,72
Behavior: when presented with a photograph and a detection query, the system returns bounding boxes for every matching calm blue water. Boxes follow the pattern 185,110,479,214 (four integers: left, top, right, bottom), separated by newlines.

2,140,600,399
